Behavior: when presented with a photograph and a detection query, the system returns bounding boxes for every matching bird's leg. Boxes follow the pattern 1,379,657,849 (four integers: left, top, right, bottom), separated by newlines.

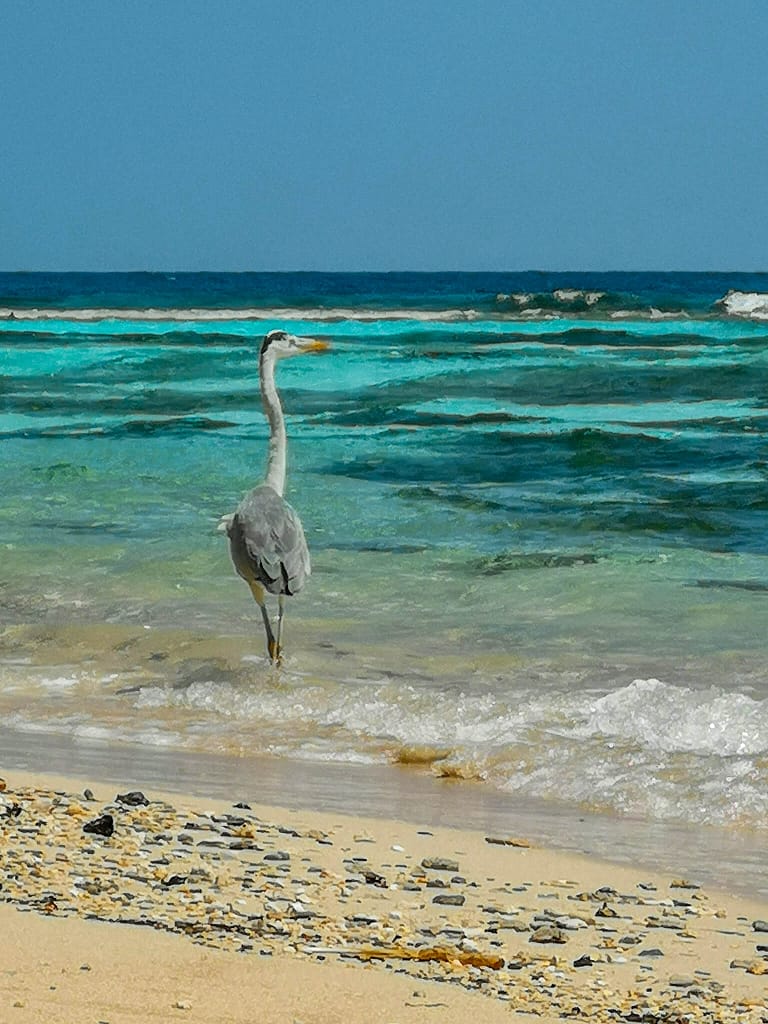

248,582,278,663
274,594,286,666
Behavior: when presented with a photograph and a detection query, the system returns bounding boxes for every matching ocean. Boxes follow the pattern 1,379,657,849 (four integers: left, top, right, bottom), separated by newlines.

2,271,767,889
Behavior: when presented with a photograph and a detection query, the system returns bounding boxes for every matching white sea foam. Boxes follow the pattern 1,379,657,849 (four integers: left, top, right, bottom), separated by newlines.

0,306,482,324
1,300,758,325
3,666,767,828
40,675,79,689
71,722,183,746
716,290,768,319
585,677,768,756
134,675,768,756
126,672,768,828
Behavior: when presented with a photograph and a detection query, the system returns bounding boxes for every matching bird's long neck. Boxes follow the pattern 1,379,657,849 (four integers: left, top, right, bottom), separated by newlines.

259,351,287,496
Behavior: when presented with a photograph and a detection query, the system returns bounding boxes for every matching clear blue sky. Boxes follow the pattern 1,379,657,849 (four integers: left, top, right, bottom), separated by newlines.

2,0,766,271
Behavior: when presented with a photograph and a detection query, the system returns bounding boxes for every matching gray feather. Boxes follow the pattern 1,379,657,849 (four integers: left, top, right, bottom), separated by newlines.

226,484,310,596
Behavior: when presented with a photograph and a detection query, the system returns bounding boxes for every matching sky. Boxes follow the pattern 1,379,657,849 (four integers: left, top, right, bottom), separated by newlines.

2,0,767,271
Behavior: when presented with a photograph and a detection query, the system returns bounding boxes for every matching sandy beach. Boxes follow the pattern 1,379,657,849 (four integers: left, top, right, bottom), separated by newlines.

1,769,767,1023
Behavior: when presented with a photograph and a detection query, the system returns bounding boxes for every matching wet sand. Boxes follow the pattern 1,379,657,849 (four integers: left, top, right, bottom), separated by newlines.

1,768,767,1023
2,726,766,901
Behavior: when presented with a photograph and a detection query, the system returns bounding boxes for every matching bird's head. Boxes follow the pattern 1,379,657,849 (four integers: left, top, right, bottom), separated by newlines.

260,330,329,361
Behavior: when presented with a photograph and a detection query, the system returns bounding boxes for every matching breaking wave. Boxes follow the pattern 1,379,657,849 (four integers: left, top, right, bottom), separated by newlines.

125,674,768,830
3,289,768,324
716,290,768,319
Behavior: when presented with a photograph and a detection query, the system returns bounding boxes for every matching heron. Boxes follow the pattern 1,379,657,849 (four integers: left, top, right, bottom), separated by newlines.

222,329,329,664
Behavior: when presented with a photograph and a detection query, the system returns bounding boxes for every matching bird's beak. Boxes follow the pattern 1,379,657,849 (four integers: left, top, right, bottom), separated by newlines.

299,337,330,353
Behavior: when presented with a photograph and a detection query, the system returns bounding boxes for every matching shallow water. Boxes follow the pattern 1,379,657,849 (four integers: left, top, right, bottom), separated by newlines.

1,272,767,852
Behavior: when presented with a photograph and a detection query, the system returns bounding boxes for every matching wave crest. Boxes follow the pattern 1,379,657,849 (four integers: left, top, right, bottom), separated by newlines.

586,677,768,756
716,290,768,319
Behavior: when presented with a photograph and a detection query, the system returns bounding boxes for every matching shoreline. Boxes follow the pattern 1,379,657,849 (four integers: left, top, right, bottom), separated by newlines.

1,766,767,1023
2,727,766,902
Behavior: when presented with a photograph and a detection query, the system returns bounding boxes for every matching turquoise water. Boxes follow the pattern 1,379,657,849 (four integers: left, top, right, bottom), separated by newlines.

1,273,768,835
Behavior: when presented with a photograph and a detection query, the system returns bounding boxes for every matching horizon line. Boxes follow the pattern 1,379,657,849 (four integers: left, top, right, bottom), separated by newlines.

1,267,767,276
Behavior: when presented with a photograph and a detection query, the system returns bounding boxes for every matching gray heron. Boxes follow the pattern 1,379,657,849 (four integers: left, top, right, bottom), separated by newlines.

222,329,329,664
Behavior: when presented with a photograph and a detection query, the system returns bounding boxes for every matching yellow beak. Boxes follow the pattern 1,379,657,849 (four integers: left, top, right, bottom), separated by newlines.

301,338,330,352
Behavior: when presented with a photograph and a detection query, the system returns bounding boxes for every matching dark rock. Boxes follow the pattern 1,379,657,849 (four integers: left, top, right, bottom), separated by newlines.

83,789,95,801
594,886,618,898
362,870,387,888
639,948,664,957
233,802,251,809
83,814,114,837
573,955,594,967
753,919,768,932
432,894,465,906
161,874,187,887
116,791,149,806
264,850,290,861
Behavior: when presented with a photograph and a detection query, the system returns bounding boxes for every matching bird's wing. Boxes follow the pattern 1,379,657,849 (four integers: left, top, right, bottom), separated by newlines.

227,485,310,596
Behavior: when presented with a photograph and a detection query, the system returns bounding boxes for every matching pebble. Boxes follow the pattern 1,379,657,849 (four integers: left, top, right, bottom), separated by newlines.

595,902,619,918
529,925,566,944
556,916,588,930
421,857,459,872
117,791,150,807
362,870,387,888
82,814,114,837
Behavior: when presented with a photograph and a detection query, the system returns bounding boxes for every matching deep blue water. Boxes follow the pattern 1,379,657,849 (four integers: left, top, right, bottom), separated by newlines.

2,268,768,313
1,272,767,832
